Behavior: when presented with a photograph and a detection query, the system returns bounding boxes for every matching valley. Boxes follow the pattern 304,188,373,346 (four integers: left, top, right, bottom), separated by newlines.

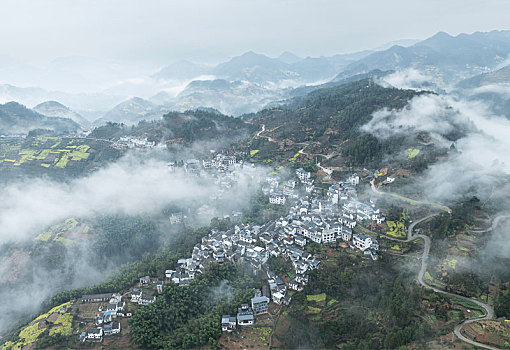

2,6,510,349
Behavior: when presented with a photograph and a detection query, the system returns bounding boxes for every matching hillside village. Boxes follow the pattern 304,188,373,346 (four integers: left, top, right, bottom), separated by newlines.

70,153,386,343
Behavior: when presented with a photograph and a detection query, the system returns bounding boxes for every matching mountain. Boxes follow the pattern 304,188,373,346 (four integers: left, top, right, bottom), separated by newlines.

0,84,125,114
373,38,420,51
151,68,390,117
335,30,510,85
89,109,257,144
456,65,510,118
212,51,291,84
277,51,302,64
290,69,391,98
149,50,375,89
94,97,170,126
0,102,81,135
148,91,175,106
152,60,212,81
457,65,510,88
33,101,90,128
207,50,375,87
289,57,337,81
247,79,423,166
169,79,288,116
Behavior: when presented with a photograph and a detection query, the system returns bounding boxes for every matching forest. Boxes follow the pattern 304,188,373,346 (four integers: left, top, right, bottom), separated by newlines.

275,252,431,349
129,263,259,349
88,110,257,145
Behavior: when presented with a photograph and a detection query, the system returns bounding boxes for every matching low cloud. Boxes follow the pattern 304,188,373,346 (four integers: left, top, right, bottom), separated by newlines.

364,85,510,204
0,152,263,244
378,69,438,91
468,83,510,99
0,149,266,334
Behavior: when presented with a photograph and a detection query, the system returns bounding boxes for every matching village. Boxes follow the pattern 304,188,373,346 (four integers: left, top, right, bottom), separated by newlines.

75,153,386,343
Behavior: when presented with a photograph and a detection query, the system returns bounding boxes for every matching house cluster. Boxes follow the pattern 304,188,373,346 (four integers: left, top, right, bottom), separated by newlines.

265,171,382,262
112,136,155,150
80,293,125,342
221,289,270,332
266,168,315,205
109,167,384,335
161,171,382,309
164,223,267,286
202,153,238,172
181,153,242,176
131,286,157,305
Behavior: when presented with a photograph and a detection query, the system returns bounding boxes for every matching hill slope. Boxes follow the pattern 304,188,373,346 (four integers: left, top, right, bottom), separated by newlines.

33,101,90,128
94,97,170,126
0,102,81,135
90,109,258,145
247,79,426,167
457,65,510,88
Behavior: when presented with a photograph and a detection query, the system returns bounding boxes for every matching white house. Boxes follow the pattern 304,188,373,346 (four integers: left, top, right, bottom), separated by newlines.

237,304,254,326
272,291,285,304
352,234,379,252
131,289,142,303
86,328,103,341
321,228,337,244
270,192,286,205
288,279,303,291
294,236,306,247
347,174,360,186
221,315,237,332
296,168,311,182
138,293,156,305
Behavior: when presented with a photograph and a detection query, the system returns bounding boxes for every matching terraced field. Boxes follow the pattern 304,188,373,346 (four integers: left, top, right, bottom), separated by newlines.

2,302,73,350
0,137,91,169
35,218,92,245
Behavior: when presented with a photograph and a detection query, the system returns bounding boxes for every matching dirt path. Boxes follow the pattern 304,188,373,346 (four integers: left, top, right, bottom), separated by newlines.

370,179,451,213
268,306,282,349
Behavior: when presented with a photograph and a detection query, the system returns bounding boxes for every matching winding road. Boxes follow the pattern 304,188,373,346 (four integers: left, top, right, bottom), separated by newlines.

413,215,503,350
372,179,508,349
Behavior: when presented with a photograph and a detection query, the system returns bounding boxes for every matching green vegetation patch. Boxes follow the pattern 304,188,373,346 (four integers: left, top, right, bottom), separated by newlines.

34,218,80,243
3,302,72,349
425,271,434,282
307,293,326,303
35,232,52,242
307,306,322,314
386,221,406,238
49,313,73,336
327,298,338,306
443,258,458,270
408,148,420,159
288,150,304,163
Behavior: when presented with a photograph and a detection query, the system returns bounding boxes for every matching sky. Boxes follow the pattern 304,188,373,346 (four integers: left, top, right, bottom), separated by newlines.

1,0,510,66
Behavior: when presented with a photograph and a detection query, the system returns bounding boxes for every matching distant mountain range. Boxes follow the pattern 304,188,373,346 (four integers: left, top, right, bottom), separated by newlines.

151,60,211,81
4,30,510,127
336,31,510,85
153,50,374,87
0,84,125,115
455,65,510,118
0,102,81,135
457,65,510,88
